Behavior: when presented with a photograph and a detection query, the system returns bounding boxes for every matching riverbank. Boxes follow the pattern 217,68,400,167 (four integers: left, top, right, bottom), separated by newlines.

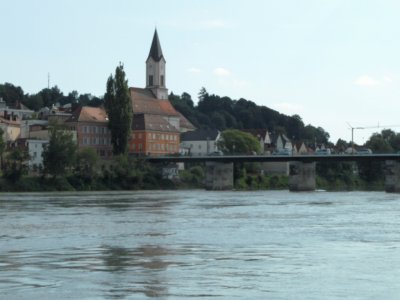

0,173,385,192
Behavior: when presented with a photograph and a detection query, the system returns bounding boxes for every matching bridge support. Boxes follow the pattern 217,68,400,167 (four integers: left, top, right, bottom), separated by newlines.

205,161,234,190
288,161,316,192
384,160,400,193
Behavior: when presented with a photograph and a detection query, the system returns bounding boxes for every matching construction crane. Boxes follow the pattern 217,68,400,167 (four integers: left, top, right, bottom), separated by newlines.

347,123,400,153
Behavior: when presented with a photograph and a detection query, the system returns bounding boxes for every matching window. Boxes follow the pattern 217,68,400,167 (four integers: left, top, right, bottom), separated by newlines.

149,75,153,86
161,75,164,86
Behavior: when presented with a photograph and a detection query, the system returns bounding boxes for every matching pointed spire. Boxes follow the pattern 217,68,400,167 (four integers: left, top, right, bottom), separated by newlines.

148,29,164,62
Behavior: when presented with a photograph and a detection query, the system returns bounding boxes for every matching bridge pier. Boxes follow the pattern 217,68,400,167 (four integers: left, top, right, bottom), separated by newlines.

288,161,316,192
384,160,400,193
205,161,234,190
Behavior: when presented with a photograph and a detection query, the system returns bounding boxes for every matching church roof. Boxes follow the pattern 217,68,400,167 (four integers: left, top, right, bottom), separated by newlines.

130,88,179,116
132,113,179,132
147,29,164,62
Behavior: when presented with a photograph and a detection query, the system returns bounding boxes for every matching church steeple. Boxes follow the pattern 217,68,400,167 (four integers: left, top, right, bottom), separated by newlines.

148,29,164,62
146,29,168,99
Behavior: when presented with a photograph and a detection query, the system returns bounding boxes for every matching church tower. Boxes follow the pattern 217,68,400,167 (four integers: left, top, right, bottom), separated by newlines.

146,29,168,99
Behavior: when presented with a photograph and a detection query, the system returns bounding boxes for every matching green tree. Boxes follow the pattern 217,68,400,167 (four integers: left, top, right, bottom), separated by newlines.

42,125,77,178
218,129,261,154
104,63,133,155
38,86,64,107
0,83,24,107
75,147,99,182
23,94,44,111
3,148,29,181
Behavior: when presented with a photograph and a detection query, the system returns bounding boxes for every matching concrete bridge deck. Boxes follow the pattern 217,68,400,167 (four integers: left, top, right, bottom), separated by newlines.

146,153,400,163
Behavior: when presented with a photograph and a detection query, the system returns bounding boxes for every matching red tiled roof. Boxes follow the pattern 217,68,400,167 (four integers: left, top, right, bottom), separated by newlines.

130,88,180,116
67,106,108,123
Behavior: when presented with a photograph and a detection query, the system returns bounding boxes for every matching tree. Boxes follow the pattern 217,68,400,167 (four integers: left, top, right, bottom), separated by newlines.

42,124,77,178
38,86,64,107
23,94,44,111
218,129,261,154
0,83,24,107
75,147,99,182
3,148,29,181
104,63,133,155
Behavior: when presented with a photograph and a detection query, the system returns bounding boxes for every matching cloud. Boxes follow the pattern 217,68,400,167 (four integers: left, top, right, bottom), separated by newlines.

354,74,394,87
383,75,393,83
213,67,231,77
354,75,379,87
188,67,201,74
272,102,304,114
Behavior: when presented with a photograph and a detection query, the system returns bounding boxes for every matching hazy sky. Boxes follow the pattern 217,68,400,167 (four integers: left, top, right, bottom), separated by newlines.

2,0,400,144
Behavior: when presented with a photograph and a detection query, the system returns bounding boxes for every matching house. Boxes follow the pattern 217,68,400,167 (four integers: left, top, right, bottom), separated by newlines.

275,134,292,152
66,106,112,158
241,129,273,154
27,139,48,170
128,29,195,156
0,116,21,142
20,120,49,139
180,129,221,156
0,98,35,120
293,141,310,155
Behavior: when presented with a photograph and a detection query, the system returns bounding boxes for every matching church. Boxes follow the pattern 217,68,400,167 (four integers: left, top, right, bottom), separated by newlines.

128,29,195,156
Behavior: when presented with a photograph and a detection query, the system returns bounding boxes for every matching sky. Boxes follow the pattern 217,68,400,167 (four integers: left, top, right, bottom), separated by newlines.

2,0,400,144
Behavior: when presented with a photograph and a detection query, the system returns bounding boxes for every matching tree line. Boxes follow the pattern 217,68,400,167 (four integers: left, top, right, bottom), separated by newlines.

169,87,330,147
0,82,103,112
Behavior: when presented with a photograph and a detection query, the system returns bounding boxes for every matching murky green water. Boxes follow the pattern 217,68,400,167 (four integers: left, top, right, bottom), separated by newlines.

1,190,400,299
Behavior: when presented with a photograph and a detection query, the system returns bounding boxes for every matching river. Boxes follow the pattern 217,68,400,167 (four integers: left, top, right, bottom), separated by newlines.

1,190,400,299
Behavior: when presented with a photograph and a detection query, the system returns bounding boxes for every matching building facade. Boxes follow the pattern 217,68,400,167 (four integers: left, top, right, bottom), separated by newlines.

129,29,194,156
66,106,112,158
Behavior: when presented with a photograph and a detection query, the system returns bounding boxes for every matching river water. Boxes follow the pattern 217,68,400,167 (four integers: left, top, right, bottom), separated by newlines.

1,190,400,299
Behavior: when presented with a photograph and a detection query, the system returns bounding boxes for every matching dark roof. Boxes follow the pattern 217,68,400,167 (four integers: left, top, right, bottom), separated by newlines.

181,129,220,142
132,113,179,132
241,129,268,139
147,29,164,62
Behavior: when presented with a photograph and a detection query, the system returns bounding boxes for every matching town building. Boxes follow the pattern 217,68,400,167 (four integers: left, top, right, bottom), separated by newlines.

180,129,221,156
129,29,195,156
66,106,112,158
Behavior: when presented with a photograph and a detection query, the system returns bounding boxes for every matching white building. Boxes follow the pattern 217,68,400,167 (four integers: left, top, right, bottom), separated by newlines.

27,139,48,170
180,129,221,156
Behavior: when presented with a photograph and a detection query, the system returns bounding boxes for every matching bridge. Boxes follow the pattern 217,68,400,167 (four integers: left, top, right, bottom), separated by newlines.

146,154,400,192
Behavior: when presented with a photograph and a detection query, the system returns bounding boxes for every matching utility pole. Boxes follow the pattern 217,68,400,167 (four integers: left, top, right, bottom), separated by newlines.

47,73,50,89
347,122,400,153
347,123,364,154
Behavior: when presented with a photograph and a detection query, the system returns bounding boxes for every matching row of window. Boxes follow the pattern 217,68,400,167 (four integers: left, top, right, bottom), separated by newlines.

82,125,109,134
132,132,178,141
131,143,178,152
82,137,111,145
